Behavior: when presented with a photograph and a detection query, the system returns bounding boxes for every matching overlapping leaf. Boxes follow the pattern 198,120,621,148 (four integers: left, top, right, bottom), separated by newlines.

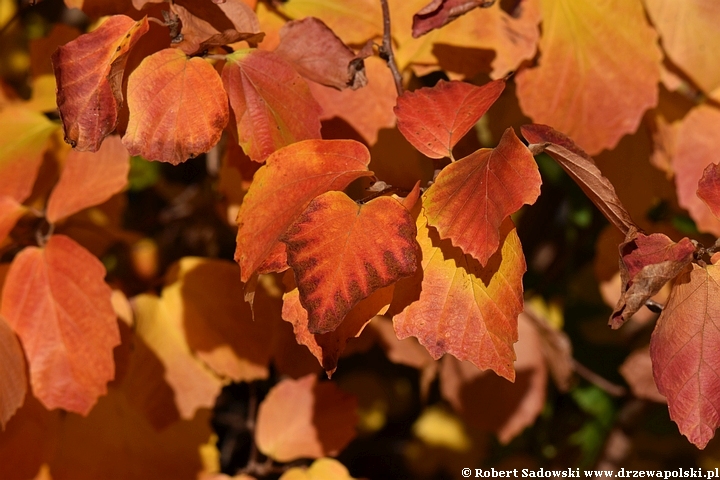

391,206,525,380
394,79,505,159
52,15,149,151
0,197,25,245
255,375,358,462
697,161,720,222
424,128,540,266
222,49,322,162
123,48,229,165
412,0,496,37
620,347,665,403
46,135,130,223
0,235,119,414
235,139,373,282
515,0,661,154
0,314,26,429
282,192,418,334
650,263,720,449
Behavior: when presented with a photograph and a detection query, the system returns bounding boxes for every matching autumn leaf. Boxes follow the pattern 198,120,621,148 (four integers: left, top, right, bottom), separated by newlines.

412,0,497,37
123,48,229,165
279,458,359,480
52,15,149,151
0,314,26,429
222,49,322,162
255,374,358,462
391,206,525,380
282,192,418,334
521,124,636,236
394,79,505,159
234,139,373,282
0,105,58,202
424,128,540,266
0,197,26,245
0,235,119,414
275,17,367,90
650,263,720,449
46,135,130,223
620,347,665,404
514,0,661,154
610,231,695,329
697,161,720,222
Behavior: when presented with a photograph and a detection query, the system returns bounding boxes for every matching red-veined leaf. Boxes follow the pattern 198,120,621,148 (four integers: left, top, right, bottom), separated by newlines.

514,0,661,154
394,79,505,159
0,197,26,245
698,162,720,221
282,192,418,334
424,128,540,266
391,206,525,380
650,263,720,449
46,135,130,223
0,314,26,429
52,15,149,151
0,235,119,414
412,0,496,37
255,374,358,462
123,48,229,165
222,49,322,162
235,139,373,282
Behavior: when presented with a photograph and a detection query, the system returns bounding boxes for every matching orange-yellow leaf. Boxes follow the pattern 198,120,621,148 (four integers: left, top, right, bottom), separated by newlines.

235,139,373,282
650,263,720,449
123,48,229,165
0,314,26,429
52,15,149,151
424,128,540,266
255,374,358,462
282,192,418,334
515,0,661,154
222,49,322,162
0,105,57,202
0,197,25,245
391,207,525,380
0,235,119,414
279,458,359,480
394,79,505,159
46,135,130,223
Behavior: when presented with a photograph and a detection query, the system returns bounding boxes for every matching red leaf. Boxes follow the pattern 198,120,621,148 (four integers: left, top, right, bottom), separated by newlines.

698,162,720,221
394,79,505,159
424,128,540,266
222,49,322,162
0,314,26,429
46,135,130,223
52,15,149,151
275,17,367,90
0,197,26,245
0,235,120,414
650,263,720,449
412,0,495,37
234,139,373,282
391,207,525,380
282,192,418,334
255,374,358,462
122,48,229,165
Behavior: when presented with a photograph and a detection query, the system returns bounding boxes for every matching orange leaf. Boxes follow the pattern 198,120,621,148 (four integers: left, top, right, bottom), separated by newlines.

234,139,372,282
514,0,661,154
394,79,505,159
0,197,26,245
123,48,229,165
0,105,57,202
697,160,720,222
0,235,119,414
650,263,720,449
46,135,130,223
255,374,358,462
424,128,540,266
0,314,26,429
52,15,149,151
391,207,525,380
279,458,359,480
282,192,418,334
222,49,322,162
620,347,665,404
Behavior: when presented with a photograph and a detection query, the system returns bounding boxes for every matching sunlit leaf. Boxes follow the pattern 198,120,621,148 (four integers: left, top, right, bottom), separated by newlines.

52,15,149,151
222,49,322,162
283,192,418,334
0,314,26,429
0,235,119,414
279,458,359,480
394,79,505,159
235,139,373,282
255,375,358,462
515,0,661,154
123,48,229,165
697,162,720,221
46,135,130,223
424,128,540,266
412,0,498,37
0,197,26,245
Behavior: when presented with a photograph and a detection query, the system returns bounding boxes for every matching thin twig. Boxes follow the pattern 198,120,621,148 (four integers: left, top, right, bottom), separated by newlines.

573,359,627,397
379,0,403,96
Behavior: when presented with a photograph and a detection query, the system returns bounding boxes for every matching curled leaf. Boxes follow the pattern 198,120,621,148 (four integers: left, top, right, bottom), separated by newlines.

412,0,496,37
